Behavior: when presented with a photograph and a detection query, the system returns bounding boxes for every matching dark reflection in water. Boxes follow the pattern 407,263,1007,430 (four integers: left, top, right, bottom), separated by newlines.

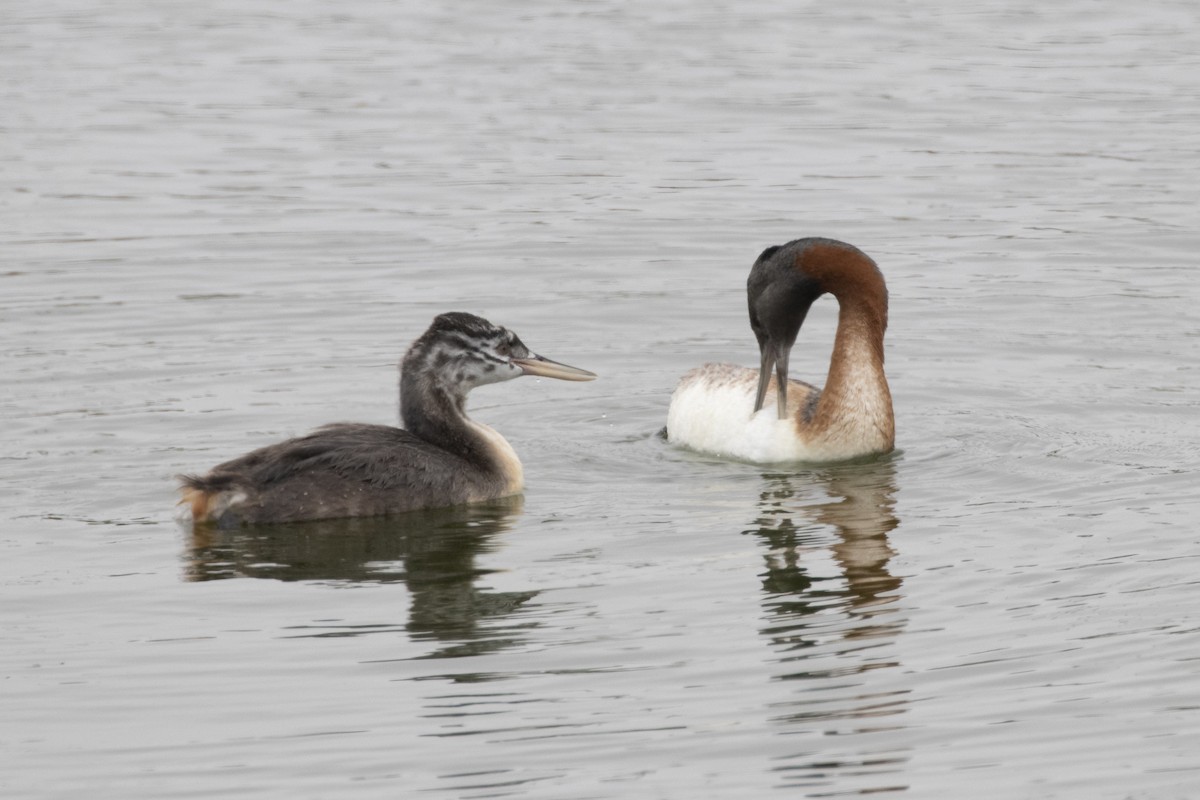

754,460,902,642
184,498,536,654
746,458,909,793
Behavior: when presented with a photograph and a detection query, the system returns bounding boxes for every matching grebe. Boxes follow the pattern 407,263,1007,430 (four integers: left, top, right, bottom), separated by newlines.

179,312,595,526
667,238,894,463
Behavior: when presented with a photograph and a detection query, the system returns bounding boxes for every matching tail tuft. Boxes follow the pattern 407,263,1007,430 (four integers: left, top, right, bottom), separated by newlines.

177,473,238,523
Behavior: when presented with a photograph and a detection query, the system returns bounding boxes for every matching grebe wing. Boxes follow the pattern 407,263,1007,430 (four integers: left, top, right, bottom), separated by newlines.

193,423,460,492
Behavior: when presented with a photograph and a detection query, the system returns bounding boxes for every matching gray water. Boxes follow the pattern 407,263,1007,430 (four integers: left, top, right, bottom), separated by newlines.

4,1,1200,797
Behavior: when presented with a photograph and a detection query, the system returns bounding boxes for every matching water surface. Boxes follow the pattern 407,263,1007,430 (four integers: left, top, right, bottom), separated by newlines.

4,1,1200,798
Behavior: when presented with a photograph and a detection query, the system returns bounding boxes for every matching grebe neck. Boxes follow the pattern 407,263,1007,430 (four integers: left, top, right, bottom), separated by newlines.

807,288,893,444
400,373,505,471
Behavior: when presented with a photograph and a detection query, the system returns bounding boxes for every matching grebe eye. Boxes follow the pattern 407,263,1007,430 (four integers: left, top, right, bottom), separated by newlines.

495,342,511,357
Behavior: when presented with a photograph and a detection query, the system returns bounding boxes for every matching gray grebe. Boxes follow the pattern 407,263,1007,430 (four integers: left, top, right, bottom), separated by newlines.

667,238,894,463
180,312,595,526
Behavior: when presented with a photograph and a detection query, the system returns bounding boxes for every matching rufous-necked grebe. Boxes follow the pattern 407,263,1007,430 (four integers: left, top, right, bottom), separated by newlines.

667,237,894,463
179,312,596,526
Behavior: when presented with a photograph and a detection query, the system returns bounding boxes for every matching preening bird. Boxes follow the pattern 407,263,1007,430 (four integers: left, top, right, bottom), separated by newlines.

667,237,894,463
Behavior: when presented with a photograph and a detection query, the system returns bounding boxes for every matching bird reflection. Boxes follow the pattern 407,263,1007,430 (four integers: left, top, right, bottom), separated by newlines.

184,497,535,654
751,458,901,653
747,458,909,790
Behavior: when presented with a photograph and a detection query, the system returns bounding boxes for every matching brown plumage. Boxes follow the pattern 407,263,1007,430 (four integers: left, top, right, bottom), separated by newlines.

668,238,894,463
179,312,595,527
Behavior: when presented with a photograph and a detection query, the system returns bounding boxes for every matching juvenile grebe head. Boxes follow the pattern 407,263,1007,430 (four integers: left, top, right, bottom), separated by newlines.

403,312,595,398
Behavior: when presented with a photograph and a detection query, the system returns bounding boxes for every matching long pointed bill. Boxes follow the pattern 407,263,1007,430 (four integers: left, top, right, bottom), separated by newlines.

754,346,775,413
773,344,790,420
512,354,597,382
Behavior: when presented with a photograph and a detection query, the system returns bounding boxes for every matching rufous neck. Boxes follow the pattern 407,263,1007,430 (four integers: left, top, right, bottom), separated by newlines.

810,294,892,430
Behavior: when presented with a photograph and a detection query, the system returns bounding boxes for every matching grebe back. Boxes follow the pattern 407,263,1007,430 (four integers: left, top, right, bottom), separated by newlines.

179,312,595,526
667,238,894,463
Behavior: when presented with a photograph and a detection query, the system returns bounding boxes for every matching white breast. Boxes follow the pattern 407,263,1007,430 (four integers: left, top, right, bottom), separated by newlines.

468,419,525,496
666,364,810,463
666,363,890,464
